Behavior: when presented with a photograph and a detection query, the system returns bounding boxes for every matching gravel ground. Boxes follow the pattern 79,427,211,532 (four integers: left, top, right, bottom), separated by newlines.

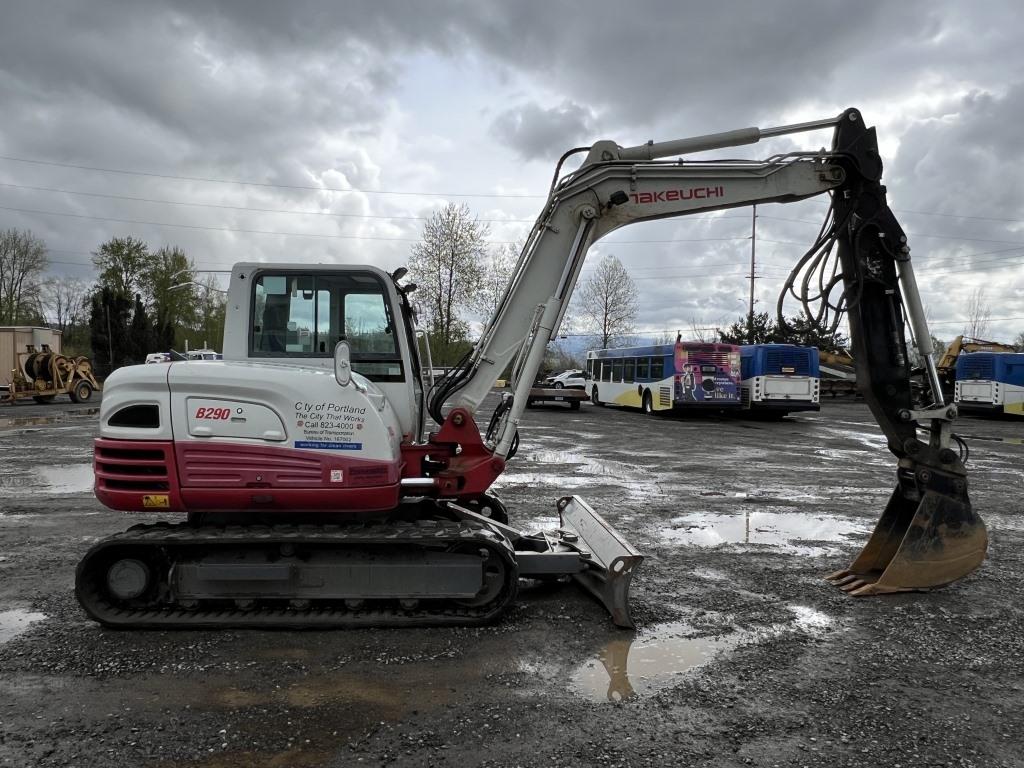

0,396,1022,767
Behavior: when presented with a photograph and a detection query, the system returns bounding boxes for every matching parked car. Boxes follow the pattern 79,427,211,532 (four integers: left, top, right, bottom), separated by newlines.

145,352,171,364
186,349,223,361
542,369,586,389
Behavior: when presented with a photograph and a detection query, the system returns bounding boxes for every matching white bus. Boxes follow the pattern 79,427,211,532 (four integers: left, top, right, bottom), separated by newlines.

585,340,741,414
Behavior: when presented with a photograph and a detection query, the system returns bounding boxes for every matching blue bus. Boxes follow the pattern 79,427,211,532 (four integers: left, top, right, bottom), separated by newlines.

955,352,1024,417
585,340,740,414
739,344,820,417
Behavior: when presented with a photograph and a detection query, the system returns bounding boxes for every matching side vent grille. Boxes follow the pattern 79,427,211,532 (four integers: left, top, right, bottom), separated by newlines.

659,386,672,407
94,443,170,492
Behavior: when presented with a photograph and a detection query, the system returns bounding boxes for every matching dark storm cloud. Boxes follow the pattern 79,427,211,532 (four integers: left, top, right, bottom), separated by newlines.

490,101,595,161
0,0,1021,339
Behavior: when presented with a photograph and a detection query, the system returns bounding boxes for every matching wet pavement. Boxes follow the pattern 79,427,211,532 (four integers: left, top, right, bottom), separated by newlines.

0,398,1022,766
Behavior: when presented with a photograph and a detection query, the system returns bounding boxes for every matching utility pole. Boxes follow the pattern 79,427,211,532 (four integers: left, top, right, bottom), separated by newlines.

105,302,113,371
747,204,757,343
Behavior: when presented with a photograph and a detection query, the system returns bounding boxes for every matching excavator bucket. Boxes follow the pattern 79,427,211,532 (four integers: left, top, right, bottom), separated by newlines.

825,484,988,596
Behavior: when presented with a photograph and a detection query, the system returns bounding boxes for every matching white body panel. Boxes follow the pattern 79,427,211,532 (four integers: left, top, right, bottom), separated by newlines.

100,361,402,464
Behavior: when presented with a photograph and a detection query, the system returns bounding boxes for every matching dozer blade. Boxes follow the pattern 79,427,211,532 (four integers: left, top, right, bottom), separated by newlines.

557,496,644,628
825,484,987,596
446,496,644,627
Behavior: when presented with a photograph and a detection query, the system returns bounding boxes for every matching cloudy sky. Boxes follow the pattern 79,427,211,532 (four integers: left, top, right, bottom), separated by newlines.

1,0,1022,343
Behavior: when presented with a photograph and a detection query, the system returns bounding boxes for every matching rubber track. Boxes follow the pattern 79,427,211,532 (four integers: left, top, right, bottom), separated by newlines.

75,519,519,629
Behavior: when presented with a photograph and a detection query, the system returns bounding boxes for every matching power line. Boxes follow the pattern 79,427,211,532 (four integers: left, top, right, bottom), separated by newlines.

0,154,545,199
0,181,536,223
928,316,1024,325
0,202,762,245
4,152,1024,225
0,179,755,225
5,176,1023,253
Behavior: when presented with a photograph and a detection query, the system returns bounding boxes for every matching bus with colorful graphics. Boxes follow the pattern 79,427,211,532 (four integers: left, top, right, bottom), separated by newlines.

585,339,741,413
739,344,820,417
955,351,1024,417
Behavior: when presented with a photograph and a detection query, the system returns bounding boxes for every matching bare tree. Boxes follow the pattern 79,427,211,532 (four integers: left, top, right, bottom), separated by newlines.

687,318,716,343
1014,331,1024,352
472,241,520,321
186,274,227,351
0,228,48,324
409,203,489,357
577,254,638,348
964,287,991,339
45,276,89,332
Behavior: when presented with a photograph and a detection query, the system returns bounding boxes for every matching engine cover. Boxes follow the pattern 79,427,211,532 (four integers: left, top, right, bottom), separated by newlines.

94,361,404,515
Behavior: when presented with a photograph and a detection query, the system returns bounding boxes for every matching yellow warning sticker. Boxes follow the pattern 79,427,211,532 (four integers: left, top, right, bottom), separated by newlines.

142,494,170,509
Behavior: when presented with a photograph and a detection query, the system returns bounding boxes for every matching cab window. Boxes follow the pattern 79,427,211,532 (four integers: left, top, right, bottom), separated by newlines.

250,272,403,382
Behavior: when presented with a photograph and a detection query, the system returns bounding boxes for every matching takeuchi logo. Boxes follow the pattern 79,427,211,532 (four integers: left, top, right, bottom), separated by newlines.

630,186,725,204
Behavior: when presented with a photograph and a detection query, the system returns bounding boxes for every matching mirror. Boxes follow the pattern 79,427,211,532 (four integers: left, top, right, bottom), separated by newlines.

334,340,352,386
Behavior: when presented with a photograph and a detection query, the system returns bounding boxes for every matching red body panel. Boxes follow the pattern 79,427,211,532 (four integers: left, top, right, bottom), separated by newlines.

93,407,503,515
94,438,401,514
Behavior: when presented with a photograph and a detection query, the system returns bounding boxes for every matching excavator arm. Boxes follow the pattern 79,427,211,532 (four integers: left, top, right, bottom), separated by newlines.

427,107,986,598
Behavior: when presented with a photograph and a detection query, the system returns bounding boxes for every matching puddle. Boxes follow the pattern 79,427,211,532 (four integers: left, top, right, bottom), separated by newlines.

36,464,94,493
0,408,99,430
569,606,836,702
497,447,665,500
0,609,47,644
1,464,95,495
659,510,871,555
570,622,738,702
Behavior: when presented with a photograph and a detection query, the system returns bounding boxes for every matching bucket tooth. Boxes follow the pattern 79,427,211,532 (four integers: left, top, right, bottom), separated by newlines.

827,483,987,597
830,574,862,587
838,579,867,593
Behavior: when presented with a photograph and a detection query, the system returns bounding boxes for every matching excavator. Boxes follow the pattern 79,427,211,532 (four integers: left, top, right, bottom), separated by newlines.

76,108,988,629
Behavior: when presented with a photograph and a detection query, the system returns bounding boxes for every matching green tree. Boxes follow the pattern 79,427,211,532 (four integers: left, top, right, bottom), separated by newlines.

409,203,488,363
89,287,132,375
182,275,227,351
718,311,781,344
126,294,155,362
782,313,849,352
718,311,849,351
93,236,149,298
146,246,197,350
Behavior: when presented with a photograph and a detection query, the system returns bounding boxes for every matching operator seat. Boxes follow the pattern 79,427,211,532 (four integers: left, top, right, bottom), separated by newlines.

260,294,291,353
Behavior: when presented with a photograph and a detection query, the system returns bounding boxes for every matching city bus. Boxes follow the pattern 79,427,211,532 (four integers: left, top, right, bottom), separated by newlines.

585,339,741,413
955,351,1024,417
739,344,820,417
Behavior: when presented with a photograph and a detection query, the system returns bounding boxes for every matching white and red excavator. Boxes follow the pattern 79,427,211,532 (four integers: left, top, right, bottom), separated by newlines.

76,108,987,629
